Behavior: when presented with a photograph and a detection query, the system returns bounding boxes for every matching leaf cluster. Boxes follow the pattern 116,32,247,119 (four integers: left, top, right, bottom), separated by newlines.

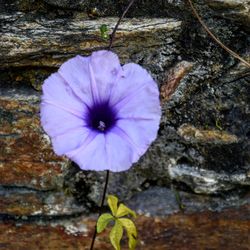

97,195,137,250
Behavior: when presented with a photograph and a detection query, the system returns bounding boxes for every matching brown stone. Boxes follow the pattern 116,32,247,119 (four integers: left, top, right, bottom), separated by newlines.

177,124,239,144
0,89,67,190
161,61,193,102
0,191,86,216
0,161,64,190
0,205,249,249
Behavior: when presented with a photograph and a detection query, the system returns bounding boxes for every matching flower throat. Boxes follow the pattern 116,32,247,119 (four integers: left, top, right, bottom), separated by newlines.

88,102,117,132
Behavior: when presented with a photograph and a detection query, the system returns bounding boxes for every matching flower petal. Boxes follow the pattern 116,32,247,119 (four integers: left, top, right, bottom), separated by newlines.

89,50,122,102
58,55,94,107
110,63,160,121
68,133,108,171
67,129,136,172
104,130,137,172
115,118,159,158
51,127,91,156
42,72,85,116
40,103,87,137
112,62,161,128
108,63,161,166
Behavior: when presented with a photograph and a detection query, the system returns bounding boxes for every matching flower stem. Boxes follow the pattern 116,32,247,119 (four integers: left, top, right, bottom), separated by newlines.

108,0,137,50
90,2,136,249
90,170,110,250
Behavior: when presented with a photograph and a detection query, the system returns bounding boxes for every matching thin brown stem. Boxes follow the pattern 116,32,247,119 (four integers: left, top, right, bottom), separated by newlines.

90,170,110,250
187,0,250,68
108,0,137,50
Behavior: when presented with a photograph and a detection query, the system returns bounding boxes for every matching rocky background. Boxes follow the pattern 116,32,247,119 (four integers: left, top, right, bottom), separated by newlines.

0,0,250,249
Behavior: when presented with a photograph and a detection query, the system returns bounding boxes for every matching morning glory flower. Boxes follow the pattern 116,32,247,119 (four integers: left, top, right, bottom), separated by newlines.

40,50,161,172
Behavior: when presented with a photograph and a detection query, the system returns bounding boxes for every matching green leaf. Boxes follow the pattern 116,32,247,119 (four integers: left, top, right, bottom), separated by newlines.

100,24,108,39
96,213,114,233
107,195,118,216
118,218,137,250
100,24,108,32
109,220,123,250
116,203,136,218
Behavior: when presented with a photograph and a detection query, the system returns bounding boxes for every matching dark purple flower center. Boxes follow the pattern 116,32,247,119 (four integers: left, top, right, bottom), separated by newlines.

87,102,117,133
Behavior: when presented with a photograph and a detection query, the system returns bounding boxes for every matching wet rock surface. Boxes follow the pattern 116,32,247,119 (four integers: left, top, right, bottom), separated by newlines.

0,0,250,249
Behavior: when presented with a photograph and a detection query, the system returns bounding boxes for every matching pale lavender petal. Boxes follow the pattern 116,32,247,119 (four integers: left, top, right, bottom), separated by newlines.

112,63,161,120
115,86,160,120
51,127,90,156
110,63,156,106
104,130,136,172
58,56,94,107
109,63,161,161
89,50,122,102
42,72,85,116
68,133,108,171
110,63,160,120
115,118,158,158
68,130,136,172
40,103,86,137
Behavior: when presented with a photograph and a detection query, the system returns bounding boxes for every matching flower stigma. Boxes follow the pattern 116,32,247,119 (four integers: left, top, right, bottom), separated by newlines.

87,101,117,133
98,121,106,131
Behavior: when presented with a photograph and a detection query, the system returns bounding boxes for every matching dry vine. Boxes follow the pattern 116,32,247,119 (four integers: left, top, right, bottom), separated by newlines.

187,0,250,68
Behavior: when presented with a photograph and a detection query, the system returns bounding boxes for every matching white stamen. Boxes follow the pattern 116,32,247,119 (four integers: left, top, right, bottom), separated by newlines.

98,121,106,131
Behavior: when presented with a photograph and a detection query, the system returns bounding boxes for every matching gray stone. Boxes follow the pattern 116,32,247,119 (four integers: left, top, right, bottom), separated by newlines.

126,186,250,216
168,164,250,194
0,13,181,76
206,0,250,28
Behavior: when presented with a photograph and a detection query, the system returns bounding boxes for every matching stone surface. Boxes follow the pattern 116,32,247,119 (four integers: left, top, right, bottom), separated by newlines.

0,0,249,186
0,86,67,190
3,0,187,18
0,203,249,249
207,0,250,28
0,0,249,203
0,14,181,68
0,188,87,217
0,0,250,248
127,187,250,215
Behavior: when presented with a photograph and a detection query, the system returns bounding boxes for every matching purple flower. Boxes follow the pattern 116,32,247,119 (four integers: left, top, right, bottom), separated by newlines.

40,50,161,172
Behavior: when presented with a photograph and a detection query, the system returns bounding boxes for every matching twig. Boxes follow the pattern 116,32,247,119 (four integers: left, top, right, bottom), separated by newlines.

187,0,250,68
90,170,110,250
108,0,137,50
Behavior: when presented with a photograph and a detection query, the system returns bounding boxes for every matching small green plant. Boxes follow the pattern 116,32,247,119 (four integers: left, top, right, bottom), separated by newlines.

171,184,185,212
100,24,109,40
215,118,223,130
97,195,137,250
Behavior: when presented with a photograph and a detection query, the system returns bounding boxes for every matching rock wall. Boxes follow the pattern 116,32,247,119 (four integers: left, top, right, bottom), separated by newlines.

0,0,249,249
